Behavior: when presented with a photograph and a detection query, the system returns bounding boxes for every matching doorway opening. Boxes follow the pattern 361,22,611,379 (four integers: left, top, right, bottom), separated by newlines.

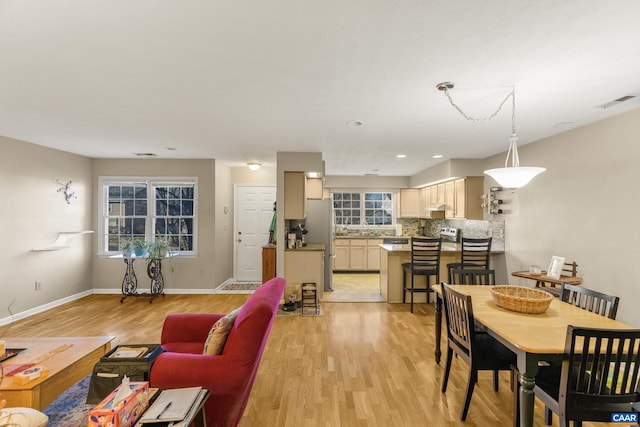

323,272,384,302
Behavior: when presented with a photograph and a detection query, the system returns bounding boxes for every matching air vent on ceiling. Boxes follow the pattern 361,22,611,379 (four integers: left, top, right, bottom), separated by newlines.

134,153,158,158
599,95,636,109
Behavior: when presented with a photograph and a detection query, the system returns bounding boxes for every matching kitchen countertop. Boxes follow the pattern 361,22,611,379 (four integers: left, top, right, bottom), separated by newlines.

334,235,388,239
285,243,326,251
380,243,503,254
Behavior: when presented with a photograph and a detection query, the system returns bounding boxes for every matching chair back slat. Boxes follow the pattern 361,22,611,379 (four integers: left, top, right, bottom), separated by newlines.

410,237,441,272
560,283,619,319
562,326,640,407
460,237,492,269
450,268,495,285
441,284,474,359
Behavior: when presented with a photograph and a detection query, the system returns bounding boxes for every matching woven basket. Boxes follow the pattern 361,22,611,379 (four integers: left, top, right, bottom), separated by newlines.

489,285,554,314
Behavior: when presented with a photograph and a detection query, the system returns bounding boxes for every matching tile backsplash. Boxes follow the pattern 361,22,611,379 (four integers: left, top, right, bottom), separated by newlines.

398,218,505,251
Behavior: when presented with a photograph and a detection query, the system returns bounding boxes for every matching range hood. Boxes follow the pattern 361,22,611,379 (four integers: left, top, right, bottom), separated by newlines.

428,204,446,211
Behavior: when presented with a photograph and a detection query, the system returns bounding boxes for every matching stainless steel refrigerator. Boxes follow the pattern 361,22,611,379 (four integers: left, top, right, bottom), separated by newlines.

303,198,333,291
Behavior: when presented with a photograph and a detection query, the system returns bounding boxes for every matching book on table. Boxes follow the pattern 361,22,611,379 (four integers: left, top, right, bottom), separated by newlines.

137,386,205,424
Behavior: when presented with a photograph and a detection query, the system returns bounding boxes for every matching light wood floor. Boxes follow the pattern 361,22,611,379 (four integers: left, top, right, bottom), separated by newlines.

2,294,596,426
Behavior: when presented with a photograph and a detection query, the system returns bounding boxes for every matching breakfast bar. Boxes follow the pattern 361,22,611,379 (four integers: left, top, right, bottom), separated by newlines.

379,242,503,303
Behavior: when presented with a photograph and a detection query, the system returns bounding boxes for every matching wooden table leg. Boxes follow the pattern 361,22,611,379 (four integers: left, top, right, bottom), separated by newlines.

434,293,442,363
518,356,538,427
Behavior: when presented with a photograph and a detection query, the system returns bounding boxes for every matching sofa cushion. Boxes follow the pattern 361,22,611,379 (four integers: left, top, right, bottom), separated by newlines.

0,407,48,427
203,307,241,355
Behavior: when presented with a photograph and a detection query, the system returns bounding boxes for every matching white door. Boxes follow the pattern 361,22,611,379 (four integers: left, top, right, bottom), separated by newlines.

235,186,276,282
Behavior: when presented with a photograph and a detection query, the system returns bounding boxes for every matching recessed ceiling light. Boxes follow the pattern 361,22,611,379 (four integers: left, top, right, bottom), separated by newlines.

346,120,364,127
396,154,406,158
247,162,262,171
432,154,443,159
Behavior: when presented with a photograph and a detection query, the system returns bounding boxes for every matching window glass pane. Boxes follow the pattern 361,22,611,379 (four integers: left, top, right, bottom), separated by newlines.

181,200,193,215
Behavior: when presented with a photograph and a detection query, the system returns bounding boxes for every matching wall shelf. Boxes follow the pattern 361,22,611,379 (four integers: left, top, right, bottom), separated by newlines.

31,230,94,251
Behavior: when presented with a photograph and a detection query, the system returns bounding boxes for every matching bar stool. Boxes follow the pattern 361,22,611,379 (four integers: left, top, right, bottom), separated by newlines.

402,237,442,313
446,237,492,283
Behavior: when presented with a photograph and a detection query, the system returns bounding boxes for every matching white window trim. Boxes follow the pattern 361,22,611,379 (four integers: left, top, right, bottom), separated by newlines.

332,189,398,229
98,176,198,257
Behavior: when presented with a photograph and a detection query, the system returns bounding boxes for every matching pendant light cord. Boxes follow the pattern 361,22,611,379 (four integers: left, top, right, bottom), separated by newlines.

439,84,520,168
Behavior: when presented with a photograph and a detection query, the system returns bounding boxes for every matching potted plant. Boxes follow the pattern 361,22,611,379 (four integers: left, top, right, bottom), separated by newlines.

120,239,133,256
132,239,148,257
146,238,175,272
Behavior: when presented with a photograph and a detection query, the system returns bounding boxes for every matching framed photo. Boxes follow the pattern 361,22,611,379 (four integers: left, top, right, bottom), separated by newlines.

547,256,566,279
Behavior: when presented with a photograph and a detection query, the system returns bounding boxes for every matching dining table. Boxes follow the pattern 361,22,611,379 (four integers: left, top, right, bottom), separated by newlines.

431,284,634,427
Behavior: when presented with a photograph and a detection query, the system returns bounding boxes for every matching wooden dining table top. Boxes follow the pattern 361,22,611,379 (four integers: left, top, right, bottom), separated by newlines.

433,284,634,354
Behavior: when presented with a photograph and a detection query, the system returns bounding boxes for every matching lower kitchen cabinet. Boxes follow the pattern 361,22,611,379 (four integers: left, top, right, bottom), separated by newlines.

332,239,383,271
284,249,324,301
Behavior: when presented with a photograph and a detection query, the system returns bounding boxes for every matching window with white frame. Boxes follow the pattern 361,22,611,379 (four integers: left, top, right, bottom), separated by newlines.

99,177,197,255
333,191,395,226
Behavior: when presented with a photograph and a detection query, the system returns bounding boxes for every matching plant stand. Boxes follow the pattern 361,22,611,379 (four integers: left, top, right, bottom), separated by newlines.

119,257,165,303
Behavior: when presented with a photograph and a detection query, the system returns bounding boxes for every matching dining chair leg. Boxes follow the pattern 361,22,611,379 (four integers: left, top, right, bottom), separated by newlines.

511,367,520,427
544,407,552,425
402,269,407,304
493,370,499,391
441,347,454,393
461,369,478,421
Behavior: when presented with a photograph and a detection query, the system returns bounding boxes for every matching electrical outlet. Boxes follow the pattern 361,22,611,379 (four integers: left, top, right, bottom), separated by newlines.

35,281,42,291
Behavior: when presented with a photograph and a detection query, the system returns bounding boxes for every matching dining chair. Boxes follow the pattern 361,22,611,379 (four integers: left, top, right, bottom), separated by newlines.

446,237,492,283
402,237,441,313
533,325,640,427
560,283,619,320
539,283,622,425
450,268,496,285
440,284,517,421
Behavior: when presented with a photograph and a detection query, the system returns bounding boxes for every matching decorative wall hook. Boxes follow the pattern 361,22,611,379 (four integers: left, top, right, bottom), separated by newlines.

56,179,77,204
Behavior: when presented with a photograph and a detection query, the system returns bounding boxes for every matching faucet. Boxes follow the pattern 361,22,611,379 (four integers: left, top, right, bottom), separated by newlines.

361,220,370,236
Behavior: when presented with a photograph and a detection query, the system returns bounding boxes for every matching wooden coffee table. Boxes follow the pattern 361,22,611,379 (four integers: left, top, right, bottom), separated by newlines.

0,336,114,410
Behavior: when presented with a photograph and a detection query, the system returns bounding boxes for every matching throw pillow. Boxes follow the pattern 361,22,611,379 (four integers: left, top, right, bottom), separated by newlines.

0,407,48,427
203,307,241,355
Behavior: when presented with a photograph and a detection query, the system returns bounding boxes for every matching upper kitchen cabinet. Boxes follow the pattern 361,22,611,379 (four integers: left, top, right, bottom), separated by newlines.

306,178,324,199
448,177,484,219
399,188,420,218
284,171,307,219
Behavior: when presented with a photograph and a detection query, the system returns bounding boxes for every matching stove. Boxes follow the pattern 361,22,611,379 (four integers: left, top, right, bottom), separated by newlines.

439,226,461,243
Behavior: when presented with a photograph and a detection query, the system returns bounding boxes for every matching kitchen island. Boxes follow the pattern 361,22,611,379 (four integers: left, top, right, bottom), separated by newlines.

379,242,503,303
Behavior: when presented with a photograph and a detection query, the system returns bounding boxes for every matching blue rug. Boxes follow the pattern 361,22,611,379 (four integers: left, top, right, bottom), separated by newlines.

43,375,93,426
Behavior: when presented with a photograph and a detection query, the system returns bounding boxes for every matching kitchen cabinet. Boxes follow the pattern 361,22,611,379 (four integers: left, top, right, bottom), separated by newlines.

349,240,367,270
451,177,484,219
284,171,307,219
367,239,383,270
444,180,455,218
284,249,324,300
333,239,350,270
399,188,420,218
306,178,323,200
332,239,383,271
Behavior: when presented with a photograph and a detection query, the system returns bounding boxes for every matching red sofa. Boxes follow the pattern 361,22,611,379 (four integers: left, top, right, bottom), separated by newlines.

149,277,285,427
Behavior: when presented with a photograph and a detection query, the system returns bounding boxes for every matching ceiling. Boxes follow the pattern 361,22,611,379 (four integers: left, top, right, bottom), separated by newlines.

1,1,639,176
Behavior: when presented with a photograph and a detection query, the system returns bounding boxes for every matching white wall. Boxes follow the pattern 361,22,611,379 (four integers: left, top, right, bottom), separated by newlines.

0,136,93,320
482,108,640,325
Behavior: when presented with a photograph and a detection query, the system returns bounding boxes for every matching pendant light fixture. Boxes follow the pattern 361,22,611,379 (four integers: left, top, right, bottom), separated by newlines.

436,82,545,189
